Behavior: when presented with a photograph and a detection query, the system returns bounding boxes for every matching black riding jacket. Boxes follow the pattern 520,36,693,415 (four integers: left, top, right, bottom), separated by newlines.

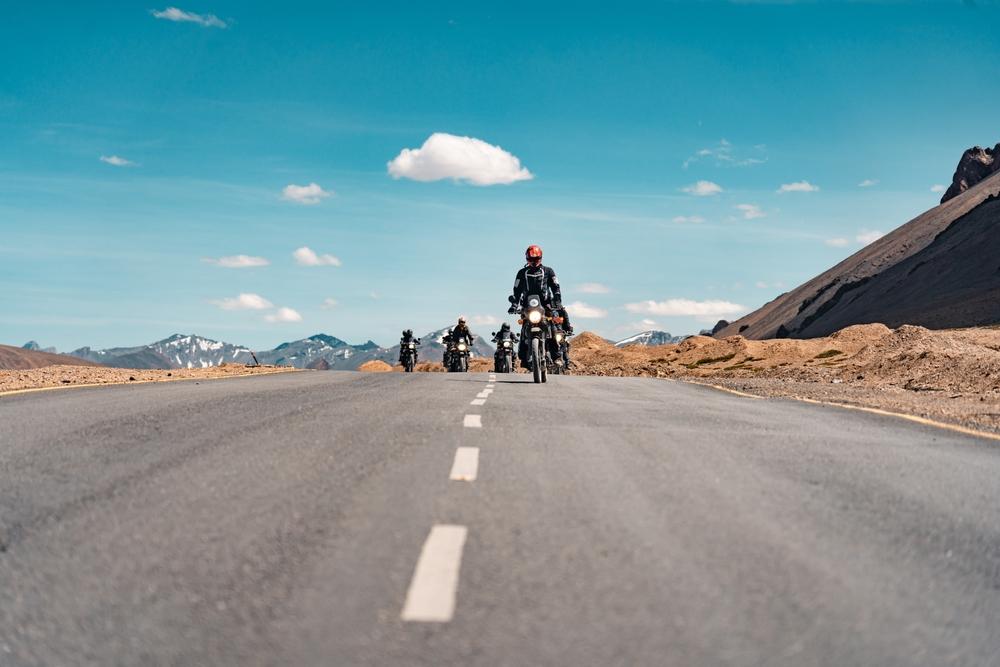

492,328,517,344
452,323,473,346
511,263,562,309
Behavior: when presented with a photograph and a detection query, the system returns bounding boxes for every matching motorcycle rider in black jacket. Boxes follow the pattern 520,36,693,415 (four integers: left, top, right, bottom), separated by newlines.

507,245,572,367
398,329,420,365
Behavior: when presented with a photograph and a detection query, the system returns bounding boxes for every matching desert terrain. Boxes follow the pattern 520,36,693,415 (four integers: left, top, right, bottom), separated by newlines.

0,363,297,394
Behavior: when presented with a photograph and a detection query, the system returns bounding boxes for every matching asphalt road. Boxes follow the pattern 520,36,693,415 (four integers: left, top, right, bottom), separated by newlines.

1,371,999,666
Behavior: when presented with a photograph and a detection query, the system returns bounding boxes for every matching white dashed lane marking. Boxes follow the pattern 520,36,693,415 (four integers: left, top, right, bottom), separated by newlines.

401,525,469,622
463,415,482,428
449,447,479,481
470,398,486,406
476,391,489,399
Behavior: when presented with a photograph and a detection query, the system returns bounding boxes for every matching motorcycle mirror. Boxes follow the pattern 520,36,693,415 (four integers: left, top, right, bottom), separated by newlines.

508,295,516,303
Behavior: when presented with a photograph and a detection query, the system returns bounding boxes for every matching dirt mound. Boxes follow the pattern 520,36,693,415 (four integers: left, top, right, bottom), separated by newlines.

0,344,101,370
358,360,393,373
0,364,294,393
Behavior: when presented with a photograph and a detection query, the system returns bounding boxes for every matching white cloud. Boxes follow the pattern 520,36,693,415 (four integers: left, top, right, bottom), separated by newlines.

212,293,273,310
625,299,746,317
320,298,338,309
152,7,227,28
369,291,381,300
265,307,303,323
387,132,533,186
777,181,820,194
282,183,332,205
578,282,611,294
565,301,608,319
735,203,765,219
100,155,136,167
471,315,500,326
204,255,269,268
672,215,706,224
293,246,341,266
930,184,946,193
824,237,849,247
856,229,884,245
754,281,769,289
858,179,879,187
682,139,766,169
681,180,723,197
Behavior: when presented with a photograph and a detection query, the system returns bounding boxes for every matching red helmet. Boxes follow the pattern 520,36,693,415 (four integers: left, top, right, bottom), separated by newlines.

525,245,543,265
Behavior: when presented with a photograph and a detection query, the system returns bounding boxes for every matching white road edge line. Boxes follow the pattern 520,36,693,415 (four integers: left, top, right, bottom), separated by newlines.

463,414,482,428
470,398,486,406
449,447,480,481
401,524,469,622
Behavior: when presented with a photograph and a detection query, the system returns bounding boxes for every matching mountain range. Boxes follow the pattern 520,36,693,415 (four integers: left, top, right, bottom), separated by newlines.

613,331,687,347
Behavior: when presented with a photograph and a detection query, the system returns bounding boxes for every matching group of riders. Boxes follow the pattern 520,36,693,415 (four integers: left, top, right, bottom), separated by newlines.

397,245,574,376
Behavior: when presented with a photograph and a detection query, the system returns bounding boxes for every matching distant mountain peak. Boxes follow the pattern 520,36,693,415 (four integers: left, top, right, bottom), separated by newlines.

614,331,686,347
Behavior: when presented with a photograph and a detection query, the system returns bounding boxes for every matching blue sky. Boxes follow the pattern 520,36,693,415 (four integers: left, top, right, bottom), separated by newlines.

3,1,1000,351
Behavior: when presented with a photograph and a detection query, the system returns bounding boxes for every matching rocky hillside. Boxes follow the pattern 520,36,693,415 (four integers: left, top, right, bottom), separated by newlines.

0,344,101,371
942,143,999,203
717,146,1000,340
614,330,687,347
255,334,387,370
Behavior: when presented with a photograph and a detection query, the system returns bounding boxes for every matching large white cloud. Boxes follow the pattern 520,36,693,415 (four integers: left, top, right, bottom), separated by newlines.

152,7,227,28
387,132,533,186
777,181,820,194
282,183,332,205
265,307,303,323
293,246,341,266
205,255,269,268
681,180,723,197
212,293,273,310
565,301,608,319
625,299,746,317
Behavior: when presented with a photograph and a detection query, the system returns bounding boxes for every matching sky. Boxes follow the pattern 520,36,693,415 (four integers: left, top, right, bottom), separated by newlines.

3,1,1000,351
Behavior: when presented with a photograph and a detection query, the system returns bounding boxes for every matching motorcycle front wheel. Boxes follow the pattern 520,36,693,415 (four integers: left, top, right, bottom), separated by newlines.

531,338,542,384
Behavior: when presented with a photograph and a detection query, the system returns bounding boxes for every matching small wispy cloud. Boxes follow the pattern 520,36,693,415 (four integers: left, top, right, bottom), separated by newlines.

387,132,533,186
578,282,611,294
683,139,766,169
625,298,746,317
672,215,706,224
930,184,946,193
735,203,765,219
856,229,884,245
212,293,273,310
320,298,338,309
100,155,136,167
858,179,879,187
565,301,608,319
681,180,723,197
824,238,849,248
293,246,341,267
282,183,332,205
777,181,819,194
152,7,227,28
754,280,785,289
265,307,302,323
471,314,500,326
204,255,269,268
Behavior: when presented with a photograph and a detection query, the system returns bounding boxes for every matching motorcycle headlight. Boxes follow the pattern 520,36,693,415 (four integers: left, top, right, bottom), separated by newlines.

503,341,511,348
408,343,415,349
528,310,542,324
555,333,564,342
458,343,467,351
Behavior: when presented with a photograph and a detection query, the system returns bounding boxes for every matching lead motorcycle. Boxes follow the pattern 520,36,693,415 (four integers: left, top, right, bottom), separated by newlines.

400,338,420,372
492,331,517,373
448,338,470,373
515,294,562,384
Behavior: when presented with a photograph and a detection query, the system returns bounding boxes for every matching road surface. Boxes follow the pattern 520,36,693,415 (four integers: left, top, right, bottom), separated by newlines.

1,371,999,666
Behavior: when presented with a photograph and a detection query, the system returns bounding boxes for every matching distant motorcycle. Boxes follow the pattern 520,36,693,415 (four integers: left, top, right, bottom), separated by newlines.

548,325,571,375
400,339,420,373
493,332,517,373
448,339,470,373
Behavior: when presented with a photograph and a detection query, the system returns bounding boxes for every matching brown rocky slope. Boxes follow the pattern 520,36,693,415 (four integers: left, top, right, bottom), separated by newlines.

0,344,101,370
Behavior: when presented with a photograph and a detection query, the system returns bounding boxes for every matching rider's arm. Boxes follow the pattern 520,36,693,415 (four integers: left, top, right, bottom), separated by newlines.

547,267,563,306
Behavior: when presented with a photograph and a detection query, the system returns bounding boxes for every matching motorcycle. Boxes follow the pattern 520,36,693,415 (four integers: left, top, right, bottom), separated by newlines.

448,338,470,373
492,332,516,373
516,294,558,384
548,325,571,375
399,339,419,372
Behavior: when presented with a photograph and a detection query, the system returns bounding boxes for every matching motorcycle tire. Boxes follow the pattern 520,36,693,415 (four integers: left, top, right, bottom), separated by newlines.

531,338,542,384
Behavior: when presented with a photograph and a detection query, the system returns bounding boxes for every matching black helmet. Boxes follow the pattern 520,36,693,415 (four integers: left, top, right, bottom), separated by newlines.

500,322,510,330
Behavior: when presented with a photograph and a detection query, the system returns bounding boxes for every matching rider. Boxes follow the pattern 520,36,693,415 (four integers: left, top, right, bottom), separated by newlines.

398,329,420,365
453,316,474,349
441,328,454,369
507,245,572,367
491,322,518,346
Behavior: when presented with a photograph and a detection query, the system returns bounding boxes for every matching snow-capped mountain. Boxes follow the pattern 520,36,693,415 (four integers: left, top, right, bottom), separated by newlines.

255,334,388,370
614,330,687,347
71,334,254,369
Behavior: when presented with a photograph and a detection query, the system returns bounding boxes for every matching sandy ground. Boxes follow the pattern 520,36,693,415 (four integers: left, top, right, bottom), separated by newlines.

569,325,1000,436
0,364,297,393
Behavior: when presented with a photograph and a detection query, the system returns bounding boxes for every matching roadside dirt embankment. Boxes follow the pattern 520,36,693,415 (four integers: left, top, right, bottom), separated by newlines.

571,326,1000,435
0,364,297,394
